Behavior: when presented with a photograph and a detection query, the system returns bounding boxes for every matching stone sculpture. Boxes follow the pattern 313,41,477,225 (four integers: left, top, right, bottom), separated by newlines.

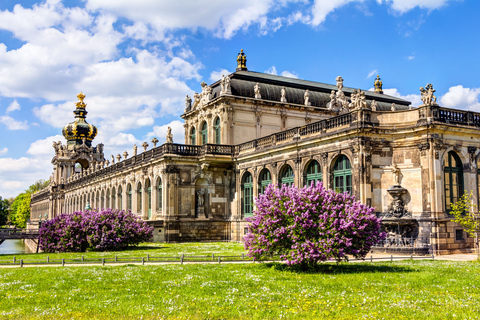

133,144,137,156
151,137,159,148
116,154,121,162
420,83,437,106
111,155,115,164
254,83,261,99
185,95,192,112
142,142,149,152
336,76,344,90
197,188,205,207
166,127,173,143
123,151,128,160
391,103,396,111
371,100,377,111
392,163,402,186
280,87,287,103
304,90,311,106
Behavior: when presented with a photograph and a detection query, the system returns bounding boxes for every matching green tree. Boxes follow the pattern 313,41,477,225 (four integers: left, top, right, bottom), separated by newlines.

450,192,480,257
0,196,9,227
9,193,31,228
26,179,49,194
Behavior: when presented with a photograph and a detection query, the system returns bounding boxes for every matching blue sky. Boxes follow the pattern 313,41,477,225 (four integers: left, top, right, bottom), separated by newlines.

0,0,479,198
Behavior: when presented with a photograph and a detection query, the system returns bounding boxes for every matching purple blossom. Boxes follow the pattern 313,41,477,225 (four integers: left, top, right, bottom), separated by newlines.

244,182,386,267
39,209,154,252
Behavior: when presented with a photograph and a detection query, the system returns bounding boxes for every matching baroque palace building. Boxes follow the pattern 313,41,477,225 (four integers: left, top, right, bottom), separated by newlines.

30,50,480,254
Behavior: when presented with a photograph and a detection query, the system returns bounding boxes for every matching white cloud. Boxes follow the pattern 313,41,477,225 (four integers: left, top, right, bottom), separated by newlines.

281,71,298,78
147,120,185,144
0,147,7,155
377,0,458,14
310,0,363,26
0,115,28,130
265,66,278,75
367,69,378,79
210,69,231,82
407,55,415,60
381,88,423,108
27,134,64,156
6,100,20,113
440,85,480,111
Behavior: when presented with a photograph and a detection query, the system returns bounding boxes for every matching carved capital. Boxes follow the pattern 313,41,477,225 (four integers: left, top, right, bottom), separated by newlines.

418,142,430,156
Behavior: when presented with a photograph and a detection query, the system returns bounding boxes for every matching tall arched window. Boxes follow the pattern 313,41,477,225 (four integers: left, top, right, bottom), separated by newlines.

258,169,272,194
127,184,132,211
137,182,142,214
333,155,352,194
101,190,105,209
118,186,123,210
157,177,162,212
106,189,110,208
242,172,254,218
95,192,100,209
304,160,322,186
146,179,152,219
279,164,294,187
214,117,221,144
445,151,463,212
190,127,196,145
201,121,208,145
112,187,116,209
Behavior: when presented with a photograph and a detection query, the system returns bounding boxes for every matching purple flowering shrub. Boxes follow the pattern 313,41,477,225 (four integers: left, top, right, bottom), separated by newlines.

244,183,385,267
39,209,153,252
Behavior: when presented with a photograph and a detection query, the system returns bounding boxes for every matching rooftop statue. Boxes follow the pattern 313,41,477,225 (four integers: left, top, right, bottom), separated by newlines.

280,87,287,103
336,76,344,90
236,49,247,71
304,90,311,106
374,75,383,94
185,95,192,112
166,127,173,143
254,83,261,99
420,83,437,106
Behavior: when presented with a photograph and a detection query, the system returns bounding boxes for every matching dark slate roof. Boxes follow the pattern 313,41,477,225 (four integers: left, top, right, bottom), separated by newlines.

209,70,411,111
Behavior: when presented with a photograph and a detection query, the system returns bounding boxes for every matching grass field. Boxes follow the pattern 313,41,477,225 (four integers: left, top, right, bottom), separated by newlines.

0,245,479,319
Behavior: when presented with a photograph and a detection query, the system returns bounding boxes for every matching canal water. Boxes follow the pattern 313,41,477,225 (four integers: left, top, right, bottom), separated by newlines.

0,239,30,255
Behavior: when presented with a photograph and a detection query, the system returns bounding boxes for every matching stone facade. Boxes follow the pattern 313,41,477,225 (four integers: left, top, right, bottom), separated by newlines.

30,52,480,254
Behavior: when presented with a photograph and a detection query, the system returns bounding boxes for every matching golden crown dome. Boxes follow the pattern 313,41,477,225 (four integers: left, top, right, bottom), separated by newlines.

62,92,98,146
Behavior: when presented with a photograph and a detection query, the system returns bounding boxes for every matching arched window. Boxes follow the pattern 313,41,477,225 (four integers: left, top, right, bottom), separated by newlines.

445,151,464,212
101,190,105,209
127,184,132,211
118,186,123,210
106,189,110,208
190,127,196,145
304,160,322,186
95,192,100,209
214,117,221,144
146,179,152,219
157,177,162,212
333,155,352,194
201,121,208,145
279,164,294,187
137,182,142,213
112,187,116,209
242,172,254,218
258,169,272,194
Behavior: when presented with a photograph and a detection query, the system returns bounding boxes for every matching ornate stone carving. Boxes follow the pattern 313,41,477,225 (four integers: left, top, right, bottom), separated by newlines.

280,87,287,103
133,144,137,156
371,100,377,111
336,76,344,90
391,163,402,186
116,154,121,162
468,146,477,163
391,103,396,111
236,49,247,71
304,90,311,106
192,92,201,110
164,165,179,174
185,95,192,112
220,74,231,95
420,84,438,106
142,142,149,152
254,83,261,99
350,89,367,110
166,127,173,143
151,137,158,148
417,142,430,156
321,152,328,165
111,155,115,164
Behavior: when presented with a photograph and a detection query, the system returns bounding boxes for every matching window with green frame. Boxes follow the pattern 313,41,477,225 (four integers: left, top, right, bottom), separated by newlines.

201,121,208,145
214,117,221,144
258,169,272,193
127,184,132,210
304,160,322,186
279,165,294,187
333,155,352,194
242,172,254,217
157,177,162,212
445,151,463,212
106,189,110,208
118,187,123,210
146,180,152,219
137,183,142,213
190,127,196,145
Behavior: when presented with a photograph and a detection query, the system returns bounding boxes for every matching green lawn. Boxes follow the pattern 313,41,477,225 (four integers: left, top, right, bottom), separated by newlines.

1,257,480,319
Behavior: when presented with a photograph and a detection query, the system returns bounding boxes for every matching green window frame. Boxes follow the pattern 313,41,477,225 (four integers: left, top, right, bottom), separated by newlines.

242,172,254,218
304,160,322,186
445,151,464,212
112,188,116,209
127,184,132,211
106,189,110,208
201,121,208,145
214,117,221,144
190,127,196,145
258,169,272,194
333,155,352,194
157,178,163,212
279,165,294,187
118,187,123,210
137,183,142,213
147,181,152,219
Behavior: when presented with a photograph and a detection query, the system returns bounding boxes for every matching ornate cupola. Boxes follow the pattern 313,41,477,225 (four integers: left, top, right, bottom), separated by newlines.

236,49,247,71
374,75,383,94
62,92,98,147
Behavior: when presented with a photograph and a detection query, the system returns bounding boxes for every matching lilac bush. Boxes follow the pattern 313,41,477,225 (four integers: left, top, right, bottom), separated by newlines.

244,182,385,267
39,209,153,252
